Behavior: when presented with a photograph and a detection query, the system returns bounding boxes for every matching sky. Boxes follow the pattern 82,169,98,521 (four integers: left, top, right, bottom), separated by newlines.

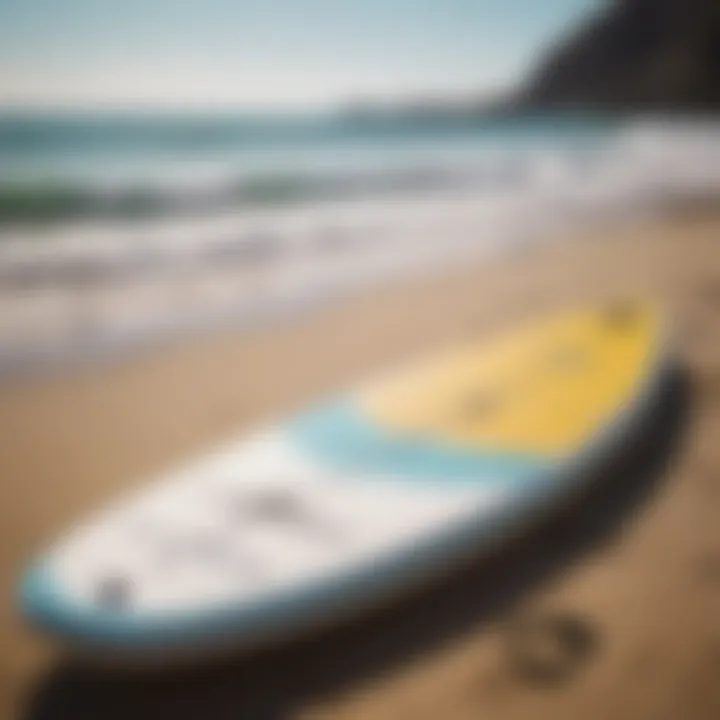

0,0,602,110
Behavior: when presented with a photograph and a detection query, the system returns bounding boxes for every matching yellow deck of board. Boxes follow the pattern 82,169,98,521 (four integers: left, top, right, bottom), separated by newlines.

360,304,663,457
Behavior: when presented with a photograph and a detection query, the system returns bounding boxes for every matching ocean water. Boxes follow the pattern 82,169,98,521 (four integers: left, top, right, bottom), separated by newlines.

0,112,719,371
0,112,619,221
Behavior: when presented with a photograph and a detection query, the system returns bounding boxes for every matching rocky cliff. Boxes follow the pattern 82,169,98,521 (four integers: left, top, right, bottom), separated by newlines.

523,0,720,111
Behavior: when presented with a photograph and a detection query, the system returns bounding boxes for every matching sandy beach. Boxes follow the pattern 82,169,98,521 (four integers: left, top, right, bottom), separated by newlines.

1,206,719,719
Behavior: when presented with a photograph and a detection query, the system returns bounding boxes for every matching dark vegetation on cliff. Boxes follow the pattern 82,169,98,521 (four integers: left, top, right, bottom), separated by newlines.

522,0,720,111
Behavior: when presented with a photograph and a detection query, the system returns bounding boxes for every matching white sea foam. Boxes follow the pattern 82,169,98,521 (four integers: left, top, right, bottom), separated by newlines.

0,119,719,375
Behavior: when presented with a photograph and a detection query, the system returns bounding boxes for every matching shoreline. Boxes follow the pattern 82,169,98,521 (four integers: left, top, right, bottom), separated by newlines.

0,189,702,383
2,117,720,378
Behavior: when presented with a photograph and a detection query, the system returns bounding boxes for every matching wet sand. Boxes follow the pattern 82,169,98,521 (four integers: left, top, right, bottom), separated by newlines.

1,207,719,719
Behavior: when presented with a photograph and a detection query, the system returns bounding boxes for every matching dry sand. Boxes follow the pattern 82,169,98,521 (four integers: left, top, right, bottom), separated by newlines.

0,207,719,719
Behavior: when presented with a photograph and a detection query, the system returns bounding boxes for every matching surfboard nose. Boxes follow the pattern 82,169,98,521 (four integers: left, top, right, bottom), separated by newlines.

19,558,168,650
20,559,132,639
19,560,66,635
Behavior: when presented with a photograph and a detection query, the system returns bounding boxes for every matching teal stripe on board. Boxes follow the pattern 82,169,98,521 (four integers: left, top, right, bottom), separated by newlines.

286,401,550,487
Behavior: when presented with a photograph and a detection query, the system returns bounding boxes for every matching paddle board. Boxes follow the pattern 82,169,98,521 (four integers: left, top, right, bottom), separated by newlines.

20,302,669,659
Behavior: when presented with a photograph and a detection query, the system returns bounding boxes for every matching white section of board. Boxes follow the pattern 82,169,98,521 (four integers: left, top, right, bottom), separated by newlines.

49,430,507,615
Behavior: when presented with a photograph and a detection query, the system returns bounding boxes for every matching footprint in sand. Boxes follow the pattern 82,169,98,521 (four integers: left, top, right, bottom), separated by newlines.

700,277,720,309
500,611,600,688
692,550,720,585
